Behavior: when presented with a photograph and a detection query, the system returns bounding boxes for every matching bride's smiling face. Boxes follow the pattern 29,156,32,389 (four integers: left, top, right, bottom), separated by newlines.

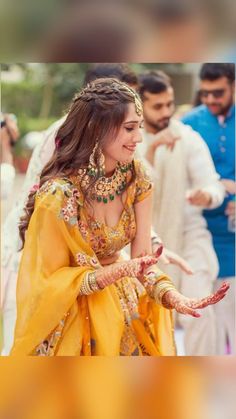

103,103,143,169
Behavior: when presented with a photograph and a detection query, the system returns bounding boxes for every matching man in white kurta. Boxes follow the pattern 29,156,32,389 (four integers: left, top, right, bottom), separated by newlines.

138,70,225,355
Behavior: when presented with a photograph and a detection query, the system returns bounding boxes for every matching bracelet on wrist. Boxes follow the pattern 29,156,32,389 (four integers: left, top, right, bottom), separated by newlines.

79,271,103,295
143,271,172,300
154,279,176,307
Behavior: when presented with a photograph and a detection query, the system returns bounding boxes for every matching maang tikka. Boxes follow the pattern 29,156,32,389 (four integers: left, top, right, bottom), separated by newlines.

87,142,105,177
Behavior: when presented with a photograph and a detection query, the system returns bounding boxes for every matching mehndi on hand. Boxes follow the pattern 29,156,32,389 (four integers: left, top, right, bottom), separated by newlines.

79,255,158,295
161,282,230,317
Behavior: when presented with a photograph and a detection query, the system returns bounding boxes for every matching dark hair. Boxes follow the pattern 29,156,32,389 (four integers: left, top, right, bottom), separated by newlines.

138,70,172,100
84,63,138,87
19,78,141,247
200,64,235,83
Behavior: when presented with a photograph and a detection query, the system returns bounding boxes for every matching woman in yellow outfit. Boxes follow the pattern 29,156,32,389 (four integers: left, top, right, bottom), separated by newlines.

10,78,229,356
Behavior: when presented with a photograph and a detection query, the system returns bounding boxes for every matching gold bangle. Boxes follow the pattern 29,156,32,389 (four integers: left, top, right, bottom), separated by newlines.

154,281,176,306
79,272,96,295
143,271,169,286
143,272,163,299
143,273,174,300
79,280,91,295
88,271,101,292
155,289,174,306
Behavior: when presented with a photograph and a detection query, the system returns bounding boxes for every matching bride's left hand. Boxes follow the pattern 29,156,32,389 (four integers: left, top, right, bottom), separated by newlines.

162,282,230,317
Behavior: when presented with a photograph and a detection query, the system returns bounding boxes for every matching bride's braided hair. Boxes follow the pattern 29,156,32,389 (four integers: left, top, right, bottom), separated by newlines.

19,78,142,247
73,79,142,110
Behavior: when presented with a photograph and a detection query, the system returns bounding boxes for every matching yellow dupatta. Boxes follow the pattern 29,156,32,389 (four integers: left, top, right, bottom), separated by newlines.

10,179,124,356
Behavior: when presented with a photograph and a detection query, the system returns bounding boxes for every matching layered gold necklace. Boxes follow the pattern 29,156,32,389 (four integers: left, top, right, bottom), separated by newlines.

78,162,133,203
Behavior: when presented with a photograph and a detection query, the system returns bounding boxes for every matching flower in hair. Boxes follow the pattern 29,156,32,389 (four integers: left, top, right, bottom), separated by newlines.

55,137,62,149
30,184,39,193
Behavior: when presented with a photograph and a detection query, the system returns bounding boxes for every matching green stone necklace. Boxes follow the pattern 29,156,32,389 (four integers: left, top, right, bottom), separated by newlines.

79,162,133,203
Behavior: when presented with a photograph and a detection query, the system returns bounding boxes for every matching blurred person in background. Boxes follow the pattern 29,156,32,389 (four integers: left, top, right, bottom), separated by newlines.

0,113,19,353
138,70,225,356
84,63,138,89
1,116,66,355
1,64,192,355
0,113,19,199
10,78,229,356
182,63,235,355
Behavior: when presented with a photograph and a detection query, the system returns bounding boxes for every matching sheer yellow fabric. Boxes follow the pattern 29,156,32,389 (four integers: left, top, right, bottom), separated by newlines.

11,160,176,356
11,198,124,356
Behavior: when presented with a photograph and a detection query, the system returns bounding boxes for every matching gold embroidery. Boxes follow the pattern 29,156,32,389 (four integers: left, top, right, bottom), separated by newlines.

34,312,69,356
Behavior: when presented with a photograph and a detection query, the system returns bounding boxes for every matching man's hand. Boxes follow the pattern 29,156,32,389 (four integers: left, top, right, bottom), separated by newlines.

159,248,194,275
221,179,236,195
152,242,194,274
225,200,235,217
145,127,180,165
186,189,212,207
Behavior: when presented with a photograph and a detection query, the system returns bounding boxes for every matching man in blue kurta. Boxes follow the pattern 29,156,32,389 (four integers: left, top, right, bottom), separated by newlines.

182,63,235,354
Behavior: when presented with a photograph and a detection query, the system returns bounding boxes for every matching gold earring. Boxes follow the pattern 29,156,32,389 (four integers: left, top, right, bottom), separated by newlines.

97,146,105,176
88,142,105,177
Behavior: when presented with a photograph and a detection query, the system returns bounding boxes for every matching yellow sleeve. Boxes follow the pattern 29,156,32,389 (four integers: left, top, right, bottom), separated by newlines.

134,159,153,203
11,179,98,356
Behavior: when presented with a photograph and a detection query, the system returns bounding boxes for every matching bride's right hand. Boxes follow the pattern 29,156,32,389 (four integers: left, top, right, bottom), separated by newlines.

96,255,158,288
